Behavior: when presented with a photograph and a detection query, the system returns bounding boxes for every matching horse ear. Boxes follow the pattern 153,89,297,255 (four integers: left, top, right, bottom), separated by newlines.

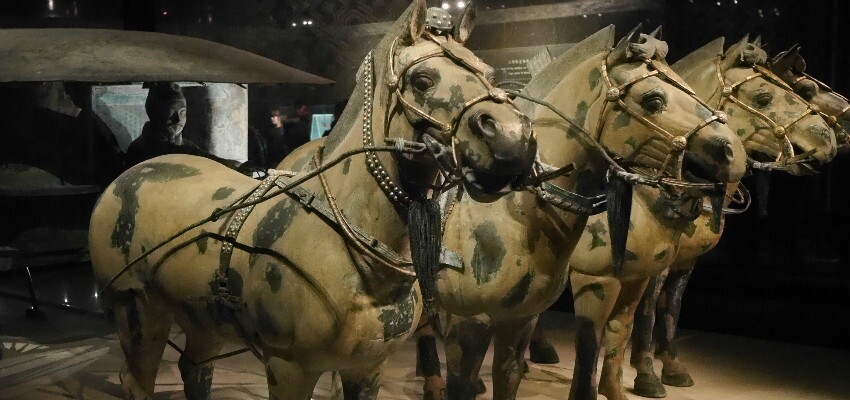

770,43,801,74
720,34,750,71
649,25,662,39
607,23,642,64
752,35,762,47
403,0,428,44
453,2,477,44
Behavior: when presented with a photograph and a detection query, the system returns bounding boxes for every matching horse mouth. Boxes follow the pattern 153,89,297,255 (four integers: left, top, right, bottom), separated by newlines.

462,167,518,198
681,153,721,186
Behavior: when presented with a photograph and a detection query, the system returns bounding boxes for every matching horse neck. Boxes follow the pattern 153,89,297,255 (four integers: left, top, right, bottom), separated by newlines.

320,89,411,255
535,53,609,193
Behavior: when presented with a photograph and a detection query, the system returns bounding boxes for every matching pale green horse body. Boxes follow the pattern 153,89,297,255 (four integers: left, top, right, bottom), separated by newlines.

626,40,843,398
431,26,749,400
88,1,537,399
431,34,836,400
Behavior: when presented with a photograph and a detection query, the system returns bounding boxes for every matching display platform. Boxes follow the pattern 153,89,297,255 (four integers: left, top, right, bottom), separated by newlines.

1,290,847,400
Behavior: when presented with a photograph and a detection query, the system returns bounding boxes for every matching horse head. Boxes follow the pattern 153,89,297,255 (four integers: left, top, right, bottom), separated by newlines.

358,0,536,203
771,44,850,151
675,36,836,176
599,26,746,194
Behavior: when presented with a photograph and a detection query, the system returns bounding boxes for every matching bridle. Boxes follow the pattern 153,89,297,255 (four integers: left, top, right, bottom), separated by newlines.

788,71,850,149
595,54,728,190
363,31,519,207
714,59,822,170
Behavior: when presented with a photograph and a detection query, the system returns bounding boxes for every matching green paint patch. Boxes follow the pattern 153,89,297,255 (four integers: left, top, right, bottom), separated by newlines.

624,249,638,261
736,128,747,137
683,221,697,238
654,248,669,261
586,220,608,250
567,101,589,139
613,112,631,129
377,294,415,341
196,230,209,254
342,158,352,175
110,162,201,263
265,262,282,292
588,67,602,90
212,187,235,200
574,282,607,301
500,271,534,308
251,200,300,265
470,221,507,284
625,137,638,151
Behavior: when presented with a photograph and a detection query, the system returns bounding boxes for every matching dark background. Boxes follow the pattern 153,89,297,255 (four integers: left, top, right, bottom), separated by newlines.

0,0,848,349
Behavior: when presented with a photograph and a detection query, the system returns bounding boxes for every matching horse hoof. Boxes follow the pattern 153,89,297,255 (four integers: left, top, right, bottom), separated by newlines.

661,372,694,387
475,378,486,395
633,373,667,398
529,340,560,364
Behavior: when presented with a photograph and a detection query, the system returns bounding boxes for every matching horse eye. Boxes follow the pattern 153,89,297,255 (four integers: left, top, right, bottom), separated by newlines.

412,74,434,92
641,95,666,114
754,93,773,108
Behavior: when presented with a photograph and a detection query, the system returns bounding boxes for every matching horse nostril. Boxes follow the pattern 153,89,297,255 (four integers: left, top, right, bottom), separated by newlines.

724,143,735,160
469,111,501,139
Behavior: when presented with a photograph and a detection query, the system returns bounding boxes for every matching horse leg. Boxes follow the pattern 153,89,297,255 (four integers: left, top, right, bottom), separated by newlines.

598,278,650,400
339,363,384,400
177,329,224,400
629,270,669,398
655,261,696,387
568,271,620,400
491,315,537,400
111,289,173,399
528,319,560,364
265,357,322,400
445,314,494,400
416,319,446,400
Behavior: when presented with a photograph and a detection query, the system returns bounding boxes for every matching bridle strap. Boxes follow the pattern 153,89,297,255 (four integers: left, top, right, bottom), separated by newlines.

597,55,727,185
368,33,519,208
715,59,822,169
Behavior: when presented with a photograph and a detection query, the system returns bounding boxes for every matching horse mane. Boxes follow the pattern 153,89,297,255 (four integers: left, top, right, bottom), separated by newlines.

671,37,725,100
324,2,421,153
518,25,615,113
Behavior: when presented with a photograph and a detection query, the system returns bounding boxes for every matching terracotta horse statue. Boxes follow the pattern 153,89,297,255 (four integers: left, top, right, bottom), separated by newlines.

417,25,749,400
771,44,850,151
88,1,537,399
625,36,838,398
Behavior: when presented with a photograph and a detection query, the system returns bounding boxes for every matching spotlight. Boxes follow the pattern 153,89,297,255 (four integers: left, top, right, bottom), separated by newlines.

442,2,450,10
292,22,297,27
457,1,465,8
308,20,313,25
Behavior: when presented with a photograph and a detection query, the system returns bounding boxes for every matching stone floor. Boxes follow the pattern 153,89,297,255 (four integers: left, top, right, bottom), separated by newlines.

1,266,849,399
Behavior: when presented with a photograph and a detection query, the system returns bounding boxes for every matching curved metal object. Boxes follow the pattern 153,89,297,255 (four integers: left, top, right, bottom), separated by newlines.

0,29,334,84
